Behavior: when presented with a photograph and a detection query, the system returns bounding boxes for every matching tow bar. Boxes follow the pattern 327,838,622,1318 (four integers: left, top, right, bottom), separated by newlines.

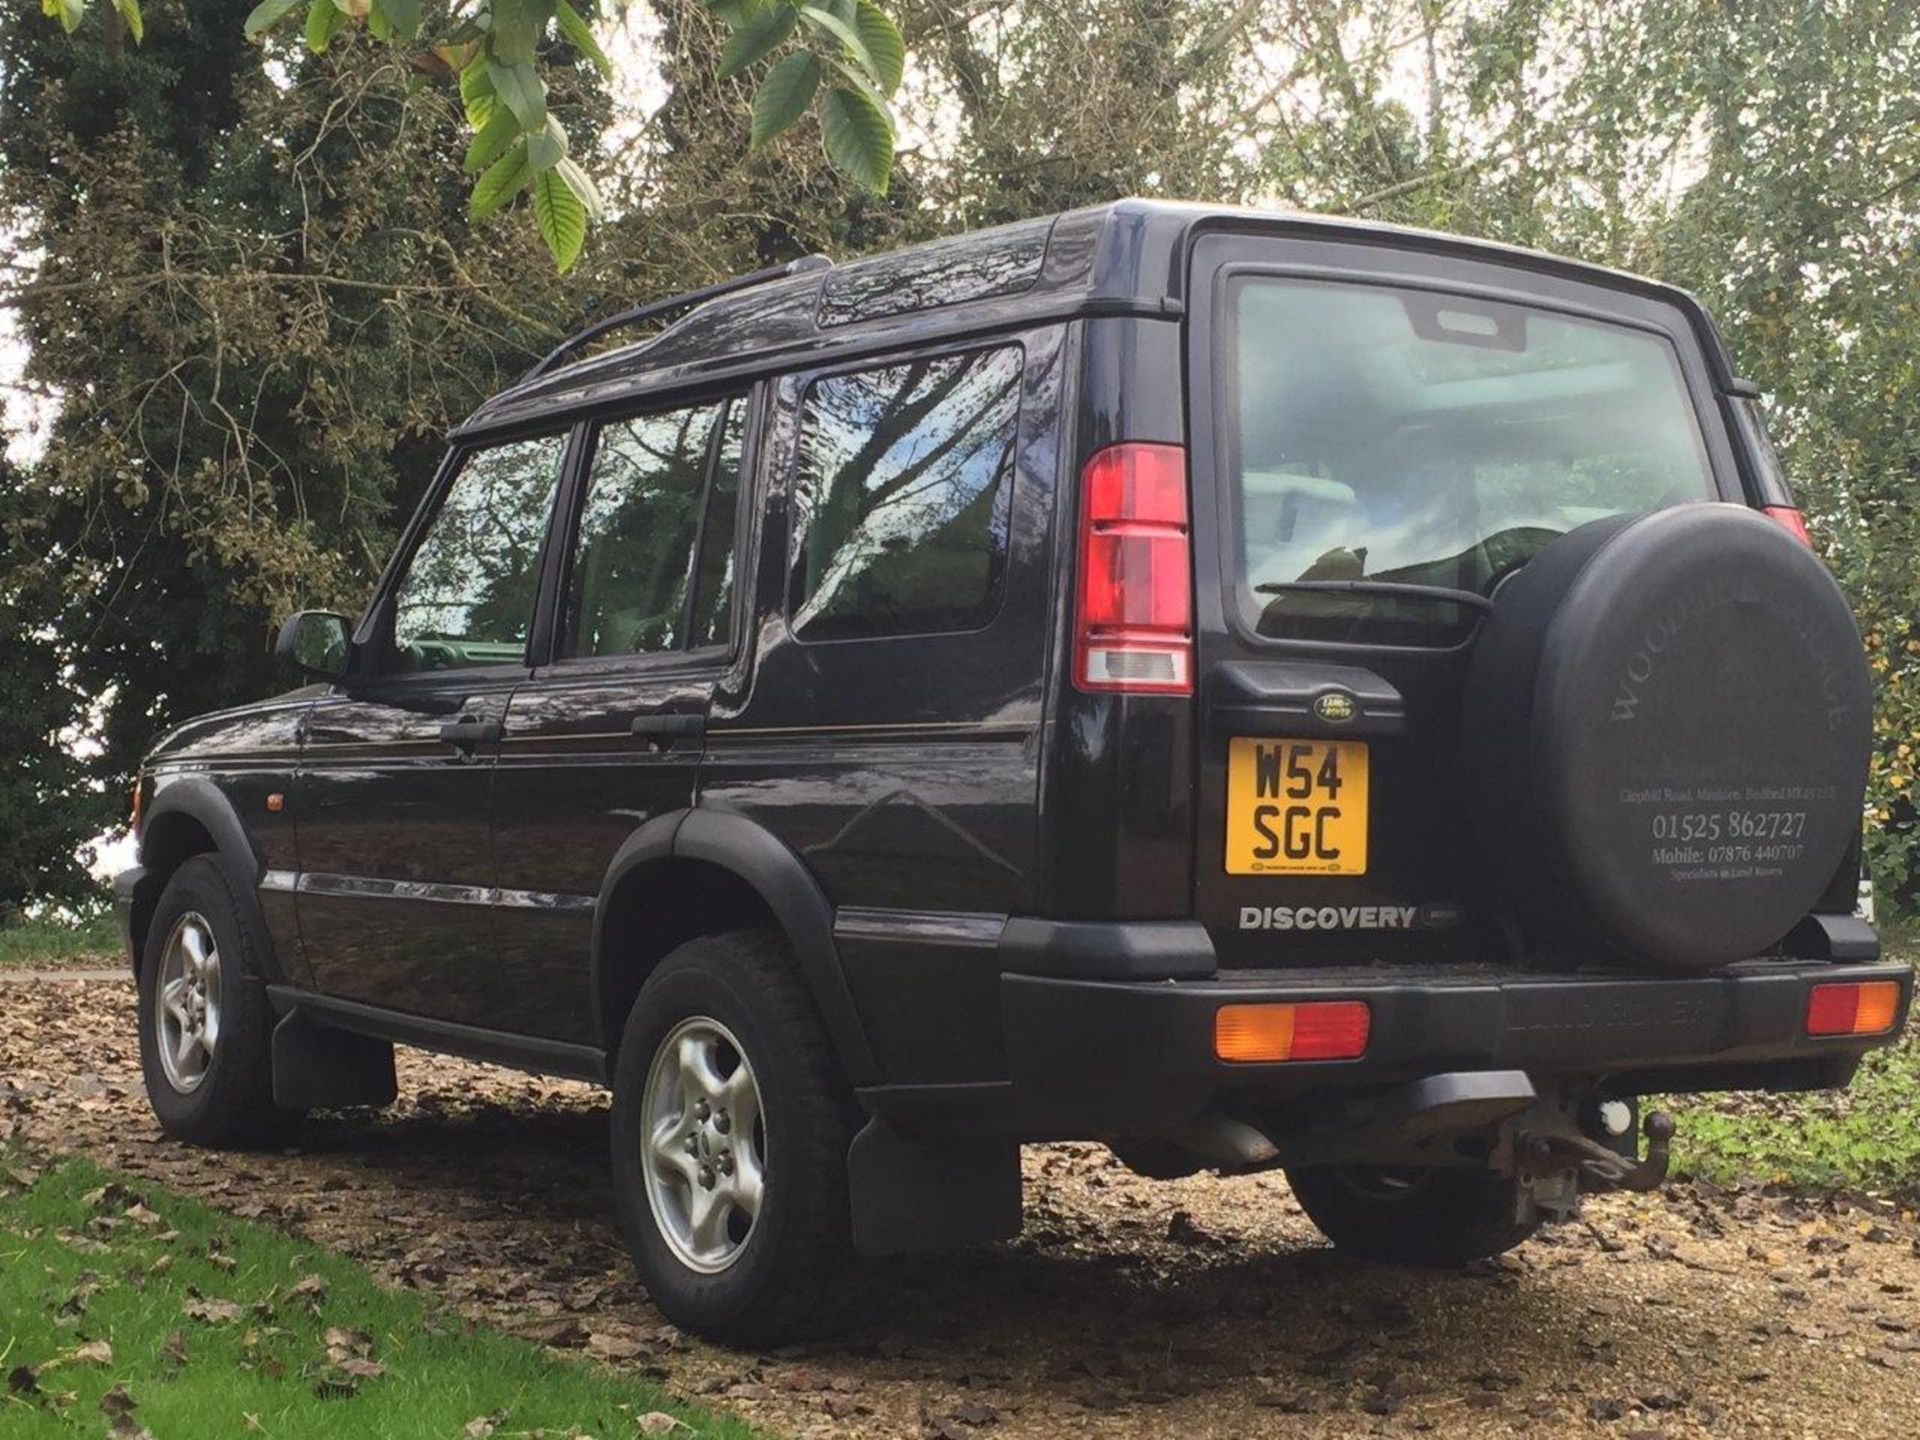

1510,1109,1676,1219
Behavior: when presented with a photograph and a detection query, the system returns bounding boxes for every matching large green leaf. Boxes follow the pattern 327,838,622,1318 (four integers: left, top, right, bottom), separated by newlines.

459,59,497,129
488,0,552,66
797,4,882,89
304,0,344,53
463,108,519,173
532,168,589,272
487,56,548,132
852,0,902,93
750,51,820,149
553,0,611,76
717,2,795,78
526,116,568,176
555,156,605,221
375,0,418,39
113,0,144,43
41,0,85,36
469,137,532,219
818,82,892,192
242,0,300,36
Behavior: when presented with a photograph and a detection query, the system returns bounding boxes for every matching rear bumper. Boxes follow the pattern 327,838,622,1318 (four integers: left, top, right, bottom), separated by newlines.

862,943,1912,1138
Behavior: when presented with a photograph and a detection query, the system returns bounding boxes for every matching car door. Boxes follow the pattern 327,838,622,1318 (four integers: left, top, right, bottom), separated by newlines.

485,390,756,1042
293,426,573,1022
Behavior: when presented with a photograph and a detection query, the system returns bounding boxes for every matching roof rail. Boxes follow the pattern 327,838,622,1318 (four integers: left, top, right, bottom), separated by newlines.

522,253,834,383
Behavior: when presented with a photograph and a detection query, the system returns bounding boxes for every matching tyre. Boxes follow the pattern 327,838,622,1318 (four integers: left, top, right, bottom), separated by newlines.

609,929,858,1347
136,855,289,1147
1285,1163,1540,1266
1461,504,1872,968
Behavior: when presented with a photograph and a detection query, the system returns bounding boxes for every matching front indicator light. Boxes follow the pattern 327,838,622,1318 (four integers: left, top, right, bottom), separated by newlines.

1806,981,1901,1037
1215,1001,1371,1063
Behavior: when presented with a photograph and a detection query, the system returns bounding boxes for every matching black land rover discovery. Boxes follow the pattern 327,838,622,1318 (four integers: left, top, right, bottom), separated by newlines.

115,200,1912,1345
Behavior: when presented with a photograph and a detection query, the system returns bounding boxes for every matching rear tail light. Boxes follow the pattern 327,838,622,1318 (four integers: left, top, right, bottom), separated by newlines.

1074,443,1193,695
1805,981,1901,1037
129,772,144,839
1215,1001,1371,1063
1762,505,1812,547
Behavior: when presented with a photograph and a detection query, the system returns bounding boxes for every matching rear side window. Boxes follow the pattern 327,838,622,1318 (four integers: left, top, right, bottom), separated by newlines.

566,396,744,659
1224,277,1713,645
788,346,1022,641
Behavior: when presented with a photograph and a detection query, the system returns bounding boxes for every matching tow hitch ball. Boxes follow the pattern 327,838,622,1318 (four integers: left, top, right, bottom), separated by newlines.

1514,1111,1675,1218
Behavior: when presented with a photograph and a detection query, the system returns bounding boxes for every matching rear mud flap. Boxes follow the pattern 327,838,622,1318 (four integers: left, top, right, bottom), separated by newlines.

848,1119,1022,1256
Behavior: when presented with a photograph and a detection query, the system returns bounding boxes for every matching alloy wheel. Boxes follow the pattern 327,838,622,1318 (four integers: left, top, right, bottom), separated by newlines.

155,911,222,1094
640,1016,767,1274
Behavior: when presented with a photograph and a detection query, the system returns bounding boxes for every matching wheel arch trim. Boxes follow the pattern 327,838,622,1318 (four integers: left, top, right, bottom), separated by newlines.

591,807,879,1086
127,777,266,972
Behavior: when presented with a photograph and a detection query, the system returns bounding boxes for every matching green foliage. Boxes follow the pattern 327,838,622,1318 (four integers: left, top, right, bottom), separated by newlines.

0,1156,759,1437
0,915,118,967
1664,1008,1920,1199
0,479,115,920
42,0,907,267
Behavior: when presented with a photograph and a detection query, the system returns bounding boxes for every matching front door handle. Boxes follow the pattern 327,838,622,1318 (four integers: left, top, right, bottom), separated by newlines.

629,713,707,749
438,716,503,750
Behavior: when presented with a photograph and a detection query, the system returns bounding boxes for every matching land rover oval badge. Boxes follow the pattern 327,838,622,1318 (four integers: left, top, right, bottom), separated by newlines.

1313,690,1358,724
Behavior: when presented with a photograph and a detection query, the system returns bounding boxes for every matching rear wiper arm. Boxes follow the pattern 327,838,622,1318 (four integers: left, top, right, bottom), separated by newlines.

1253,579,1494,613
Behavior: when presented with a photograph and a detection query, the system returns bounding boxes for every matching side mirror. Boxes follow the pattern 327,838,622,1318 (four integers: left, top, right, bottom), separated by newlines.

274,610,352,680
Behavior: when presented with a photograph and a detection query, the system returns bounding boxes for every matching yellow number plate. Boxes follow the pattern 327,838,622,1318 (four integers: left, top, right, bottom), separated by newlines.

1226,738,1369,875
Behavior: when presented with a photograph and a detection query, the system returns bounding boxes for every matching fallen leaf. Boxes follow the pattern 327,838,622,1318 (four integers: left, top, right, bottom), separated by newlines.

636,1413,680,1436
7,1364,39,1395
99,1383,136,1417
69,1339,112,1367
184,1298,244,1324
160,1331,188,1368
587,1330,646,1363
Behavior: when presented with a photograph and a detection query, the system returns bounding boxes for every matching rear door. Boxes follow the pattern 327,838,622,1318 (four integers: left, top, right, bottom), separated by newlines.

485,390,755,1041
1184,231,1745,966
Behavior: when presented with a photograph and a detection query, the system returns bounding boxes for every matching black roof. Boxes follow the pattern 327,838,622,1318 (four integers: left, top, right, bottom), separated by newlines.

456,198,1725,438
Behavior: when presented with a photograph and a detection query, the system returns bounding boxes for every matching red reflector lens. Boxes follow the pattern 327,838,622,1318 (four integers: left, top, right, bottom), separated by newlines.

1763,505,1812,547
1807,981,1901,1037
1081,531,1190,628
1074,443,1193,696
1084,443,1188,526
1214,1001,1370,1063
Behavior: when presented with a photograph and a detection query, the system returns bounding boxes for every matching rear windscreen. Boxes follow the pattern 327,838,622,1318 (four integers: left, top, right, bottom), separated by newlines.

1224,276,1714,645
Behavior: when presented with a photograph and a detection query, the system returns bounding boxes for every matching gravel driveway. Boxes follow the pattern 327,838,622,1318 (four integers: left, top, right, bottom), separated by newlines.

5,976,1918,1438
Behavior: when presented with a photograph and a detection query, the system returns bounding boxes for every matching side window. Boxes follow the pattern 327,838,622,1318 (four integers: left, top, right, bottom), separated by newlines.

688,399,747,649
389,433,567,671
788,346,1022,641
565,396,744,659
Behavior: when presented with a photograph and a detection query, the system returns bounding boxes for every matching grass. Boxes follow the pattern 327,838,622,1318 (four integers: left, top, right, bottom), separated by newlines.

1663,1017,1920,1200
0,1156,758,1440
0,914,120,969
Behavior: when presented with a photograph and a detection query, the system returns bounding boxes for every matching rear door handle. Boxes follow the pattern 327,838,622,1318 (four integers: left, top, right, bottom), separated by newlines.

629,713,707,748
438,716,503,750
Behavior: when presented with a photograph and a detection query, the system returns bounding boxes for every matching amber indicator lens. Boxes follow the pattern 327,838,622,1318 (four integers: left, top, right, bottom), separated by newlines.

1805,981,1901,1037
1215,1001,1371,1063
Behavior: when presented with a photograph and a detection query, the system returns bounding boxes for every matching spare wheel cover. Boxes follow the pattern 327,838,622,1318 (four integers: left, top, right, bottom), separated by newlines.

1484,504,1871,968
